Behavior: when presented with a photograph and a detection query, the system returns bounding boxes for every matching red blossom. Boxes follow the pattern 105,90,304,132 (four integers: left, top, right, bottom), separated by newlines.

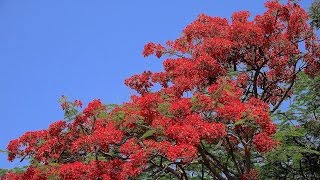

166,144,198,162
83,99,106,116
74,100,83,108
142,42,165,58
169,98,192,117
48,120,66,136
125,71,153,94
166,124,200,146
253,132,278,153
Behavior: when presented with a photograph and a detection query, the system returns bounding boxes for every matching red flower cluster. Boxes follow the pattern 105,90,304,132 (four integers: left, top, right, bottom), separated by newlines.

142,42,165,58
124,71,153,94
166,124,200,146
253,132,278,153
83,99,106,116
166,144,198,162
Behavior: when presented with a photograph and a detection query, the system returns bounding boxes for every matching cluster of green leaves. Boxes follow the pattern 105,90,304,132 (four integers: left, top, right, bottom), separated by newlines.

310,0,320,29
260,72,320,179
0,166,26,178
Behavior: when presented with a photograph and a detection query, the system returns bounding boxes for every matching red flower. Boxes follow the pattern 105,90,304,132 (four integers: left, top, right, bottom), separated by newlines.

166,144,198,162
83,99,106,116
253,132,278,153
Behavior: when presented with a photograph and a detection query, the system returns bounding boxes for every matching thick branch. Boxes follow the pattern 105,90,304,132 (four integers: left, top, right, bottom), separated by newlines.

225,137,243,175
198,145,225,180
151,160,183,180
201,143,236,179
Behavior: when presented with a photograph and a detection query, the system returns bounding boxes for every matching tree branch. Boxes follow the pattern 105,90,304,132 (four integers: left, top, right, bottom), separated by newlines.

198,145,225,180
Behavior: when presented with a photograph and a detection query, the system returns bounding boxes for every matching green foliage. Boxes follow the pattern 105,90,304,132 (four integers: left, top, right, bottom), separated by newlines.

310,0,320,29
141,129,156,139
112,111,125,122
157,102,172,117
58,96,79,121
260,72,320,179
0,166,27,178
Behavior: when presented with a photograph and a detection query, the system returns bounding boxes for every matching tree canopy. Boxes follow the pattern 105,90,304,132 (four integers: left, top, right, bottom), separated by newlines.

1,1,320,179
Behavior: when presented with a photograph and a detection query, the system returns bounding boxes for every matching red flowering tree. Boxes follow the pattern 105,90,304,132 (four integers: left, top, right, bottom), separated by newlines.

2,1,320,179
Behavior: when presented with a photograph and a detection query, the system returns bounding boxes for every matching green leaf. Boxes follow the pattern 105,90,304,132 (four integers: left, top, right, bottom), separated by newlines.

112,111,125,121
228,70,238,77
217,102,224,108
234,119,245,125
157,102,171,116
97,112,108,118
141,129,155,139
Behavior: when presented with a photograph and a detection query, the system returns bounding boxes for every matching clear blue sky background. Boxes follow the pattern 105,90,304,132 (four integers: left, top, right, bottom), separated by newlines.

0,0,312,168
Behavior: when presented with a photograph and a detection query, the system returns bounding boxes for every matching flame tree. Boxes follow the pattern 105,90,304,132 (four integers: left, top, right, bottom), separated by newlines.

2,1,320,179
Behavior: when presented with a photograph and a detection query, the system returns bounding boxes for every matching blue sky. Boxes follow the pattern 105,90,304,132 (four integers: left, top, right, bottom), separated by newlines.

0,0,313,168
